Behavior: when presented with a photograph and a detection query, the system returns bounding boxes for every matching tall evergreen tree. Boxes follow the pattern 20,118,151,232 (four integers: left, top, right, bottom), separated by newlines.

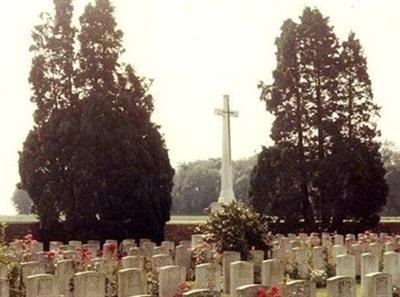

250,7,387,232
257,19,314,225
20,0,174,242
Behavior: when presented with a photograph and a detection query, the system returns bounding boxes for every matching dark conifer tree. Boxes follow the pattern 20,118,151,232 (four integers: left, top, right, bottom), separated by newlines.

20,0,174,242
251,8,387,232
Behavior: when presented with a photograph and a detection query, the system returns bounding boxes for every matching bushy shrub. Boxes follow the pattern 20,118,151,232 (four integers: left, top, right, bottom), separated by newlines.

196,201,272,258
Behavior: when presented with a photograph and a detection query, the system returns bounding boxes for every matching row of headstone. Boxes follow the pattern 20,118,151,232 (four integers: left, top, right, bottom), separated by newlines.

4,232,399,297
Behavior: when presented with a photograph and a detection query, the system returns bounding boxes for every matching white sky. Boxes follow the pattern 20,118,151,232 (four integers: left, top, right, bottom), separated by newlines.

0,0,399,215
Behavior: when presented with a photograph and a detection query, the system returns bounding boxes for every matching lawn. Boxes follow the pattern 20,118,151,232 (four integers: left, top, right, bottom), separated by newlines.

1,214,400,224
316,283,361,297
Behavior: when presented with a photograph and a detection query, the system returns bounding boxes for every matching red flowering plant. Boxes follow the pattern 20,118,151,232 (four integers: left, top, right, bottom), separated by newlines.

74,247,93,271
96,248,103,257
192,242,214,265
12,233,39,262
257,286,281,297
188,241,216,281
0,230,43,297
92,243,120,297
173,282,194,297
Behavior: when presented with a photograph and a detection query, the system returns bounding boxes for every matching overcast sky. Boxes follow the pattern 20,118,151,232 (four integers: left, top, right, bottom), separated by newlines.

0,0,399,215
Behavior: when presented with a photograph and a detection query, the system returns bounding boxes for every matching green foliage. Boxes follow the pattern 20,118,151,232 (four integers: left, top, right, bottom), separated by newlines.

172,156,256,214
381,141,400,172
382,169,400,216
196,201,272,258
20,0,173,242
11,185,32,215
380,141,400,216
308,269,328,288
250,143,304,229
251,7,387,232
172,159,220,215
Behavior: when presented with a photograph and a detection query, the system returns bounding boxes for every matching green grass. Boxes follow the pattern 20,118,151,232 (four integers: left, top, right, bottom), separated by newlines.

316,283,361,297
0,214,207,225
1,214,400,225
168,215,207,225
0,214,38,224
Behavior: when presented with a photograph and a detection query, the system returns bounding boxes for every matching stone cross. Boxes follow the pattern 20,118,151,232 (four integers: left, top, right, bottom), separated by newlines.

214,94,238,204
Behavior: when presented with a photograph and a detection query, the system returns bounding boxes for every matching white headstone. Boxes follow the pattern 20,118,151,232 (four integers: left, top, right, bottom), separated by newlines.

139,238,151,247
230,261,254,297
26,274,57,297
326,276,356,297
293,247,307,278
236,284,269,297
191,235,204,249
118,268,147,297
21,262,46,285
383,251,400,287
0,264,7,279
366,272,392,297
261,259,285,288
142,241,156,259
182,289,221,297
385,242,394,253
195,263,221,291
369,243,382,262
249,250,264,281
55,259,74,297
87,240,101,250
351,244,362,276
152,254,173,270
121,255,145,270
332,245,347,264
312,246,325,270
361,253,379,297
0,279,9,297
49,241,63,252
336,254,356,278
162,241,175,253
159,265,186,297
175,245,192,271
128,247,145,257
74,271,105,297
334,235,344,245
285,280,307,297
222,251,240,294
153,246,168,256
68,240,82,249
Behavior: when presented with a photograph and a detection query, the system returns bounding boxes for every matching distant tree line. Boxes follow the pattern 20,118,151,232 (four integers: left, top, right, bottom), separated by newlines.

381,141,400,216
171,156,256,214
167,140,399,218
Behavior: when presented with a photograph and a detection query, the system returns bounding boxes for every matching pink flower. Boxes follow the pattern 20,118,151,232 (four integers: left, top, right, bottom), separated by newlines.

105,243,116,253
257,288,267,297
23,234,34,241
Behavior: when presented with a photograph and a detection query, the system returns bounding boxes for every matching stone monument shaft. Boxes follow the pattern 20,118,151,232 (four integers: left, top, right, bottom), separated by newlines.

215,94,238,203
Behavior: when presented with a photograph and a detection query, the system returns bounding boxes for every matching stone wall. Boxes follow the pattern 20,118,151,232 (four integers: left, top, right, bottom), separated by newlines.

3,220,400,244
2,221,199,244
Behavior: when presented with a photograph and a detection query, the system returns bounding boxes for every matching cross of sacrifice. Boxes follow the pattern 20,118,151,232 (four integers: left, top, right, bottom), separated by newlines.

214,94,238,204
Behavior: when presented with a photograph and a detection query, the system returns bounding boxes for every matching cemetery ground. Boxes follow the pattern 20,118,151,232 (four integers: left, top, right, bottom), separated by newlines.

1,203,400,297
